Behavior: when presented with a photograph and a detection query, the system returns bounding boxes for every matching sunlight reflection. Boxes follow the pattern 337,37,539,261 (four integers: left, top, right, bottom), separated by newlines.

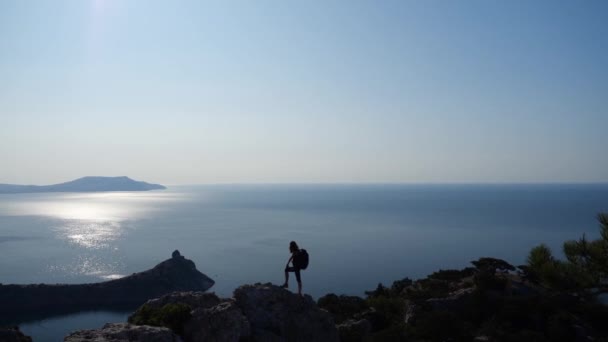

100,274,125,280
1,191,185,280
47,254,126,280
1,191,185,220
56,220,123,249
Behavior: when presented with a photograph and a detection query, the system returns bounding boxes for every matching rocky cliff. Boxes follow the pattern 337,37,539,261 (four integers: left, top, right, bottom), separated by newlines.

0,251,214,323
66,283,339,342
64,257,606,342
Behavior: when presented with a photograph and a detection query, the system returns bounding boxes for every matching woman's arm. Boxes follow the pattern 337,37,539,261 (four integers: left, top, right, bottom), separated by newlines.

286,255,293,267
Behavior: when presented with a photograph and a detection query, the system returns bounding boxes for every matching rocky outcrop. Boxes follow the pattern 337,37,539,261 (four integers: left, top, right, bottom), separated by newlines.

116,283,338,342
129,292,221,318
64,323,180,342
0,326,33,342
234,283,339,341
0,251,214,322
183,300,250,342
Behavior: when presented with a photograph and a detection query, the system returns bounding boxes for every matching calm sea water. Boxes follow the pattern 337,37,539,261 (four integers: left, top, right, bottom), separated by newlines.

1,184,607,341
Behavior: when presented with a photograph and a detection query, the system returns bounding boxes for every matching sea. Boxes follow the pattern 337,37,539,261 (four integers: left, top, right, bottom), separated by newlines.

1,184,607,341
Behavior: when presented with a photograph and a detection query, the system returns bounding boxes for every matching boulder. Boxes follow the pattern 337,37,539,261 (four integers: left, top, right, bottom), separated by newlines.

129,291,220,322
183,300,250,342
234,283,339,342
0,326,32,342
64,323,181,342
404,302,419,325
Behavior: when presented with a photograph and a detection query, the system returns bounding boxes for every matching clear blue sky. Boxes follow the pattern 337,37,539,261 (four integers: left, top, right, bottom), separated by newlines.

1,0,607,184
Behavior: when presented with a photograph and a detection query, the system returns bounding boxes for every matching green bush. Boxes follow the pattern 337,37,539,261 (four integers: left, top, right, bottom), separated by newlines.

389,277,413,296
472,258,515,273
428,268,476,282
317,293,369,324
129,303,192,335
527,244,554,271
527,214,608,291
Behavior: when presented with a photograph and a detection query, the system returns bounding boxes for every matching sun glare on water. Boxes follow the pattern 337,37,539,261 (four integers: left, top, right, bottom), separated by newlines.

0,191,183,280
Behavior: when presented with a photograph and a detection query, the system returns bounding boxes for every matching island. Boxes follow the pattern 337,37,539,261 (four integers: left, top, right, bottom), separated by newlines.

0,176,166,194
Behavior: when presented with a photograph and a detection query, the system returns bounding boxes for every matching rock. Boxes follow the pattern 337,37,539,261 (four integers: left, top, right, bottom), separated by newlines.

128,292,222,336
425,287,474,311
64,323,181,342
0,326,33,342
404,302,419,325
234,283,339,342
172,250,181,258
123,283,341,342
183,300,250,342
129,291,220,322
337,319,372,342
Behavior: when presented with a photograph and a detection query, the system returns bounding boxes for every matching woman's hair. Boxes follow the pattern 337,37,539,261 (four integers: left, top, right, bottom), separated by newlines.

289,241,299,252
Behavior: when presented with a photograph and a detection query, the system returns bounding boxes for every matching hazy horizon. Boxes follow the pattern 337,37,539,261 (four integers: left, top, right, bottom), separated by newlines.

2,1,607,185
3,176,608,187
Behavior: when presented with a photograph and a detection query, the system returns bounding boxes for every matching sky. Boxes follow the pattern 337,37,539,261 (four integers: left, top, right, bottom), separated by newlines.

1,0,607,185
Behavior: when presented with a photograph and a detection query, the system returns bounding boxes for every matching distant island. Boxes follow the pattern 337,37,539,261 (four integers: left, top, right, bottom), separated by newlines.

0,176,166,194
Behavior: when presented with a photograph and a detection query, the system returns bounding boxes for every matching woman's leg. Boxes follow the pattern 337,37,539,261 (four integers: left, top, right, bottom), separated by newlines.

283,266,295,287
295,269,302,295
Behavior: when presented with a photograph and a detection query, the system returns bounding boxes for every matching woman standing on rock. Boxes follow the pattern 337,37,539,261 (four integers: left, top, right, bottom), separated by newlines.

281,241,306,296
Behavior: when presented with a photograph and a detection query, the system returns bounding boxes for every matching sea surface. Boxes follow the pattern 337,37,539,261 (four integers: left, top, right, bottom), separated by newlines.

1,184,607,341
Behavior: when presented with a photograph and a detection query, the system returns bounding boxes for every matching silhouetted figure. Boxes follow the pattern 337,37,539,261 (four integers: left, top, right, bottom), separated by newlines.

281,241,303,295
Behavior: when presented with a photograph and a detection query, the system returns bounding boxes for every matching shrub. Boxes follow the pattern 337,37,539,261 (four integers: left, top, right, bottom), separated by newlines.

317,293,369,324
389,277,413,296
472,257,516,273
128,303,192,335
428,268,476,282
364,283,389,298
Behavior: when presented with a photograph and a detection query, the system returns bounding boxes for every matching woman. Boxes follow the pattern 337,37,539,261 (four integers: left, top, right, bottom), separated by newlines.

281,240,303,296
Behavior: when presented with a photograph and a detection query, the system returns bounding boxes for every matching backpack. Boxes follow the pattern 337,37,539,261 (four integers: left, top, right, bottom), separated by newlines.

293,249,309,270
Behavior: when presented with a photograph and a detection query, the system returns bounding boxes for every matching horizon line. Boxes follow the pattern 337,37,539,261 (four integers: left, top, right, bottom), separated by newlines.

163,181,608,187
